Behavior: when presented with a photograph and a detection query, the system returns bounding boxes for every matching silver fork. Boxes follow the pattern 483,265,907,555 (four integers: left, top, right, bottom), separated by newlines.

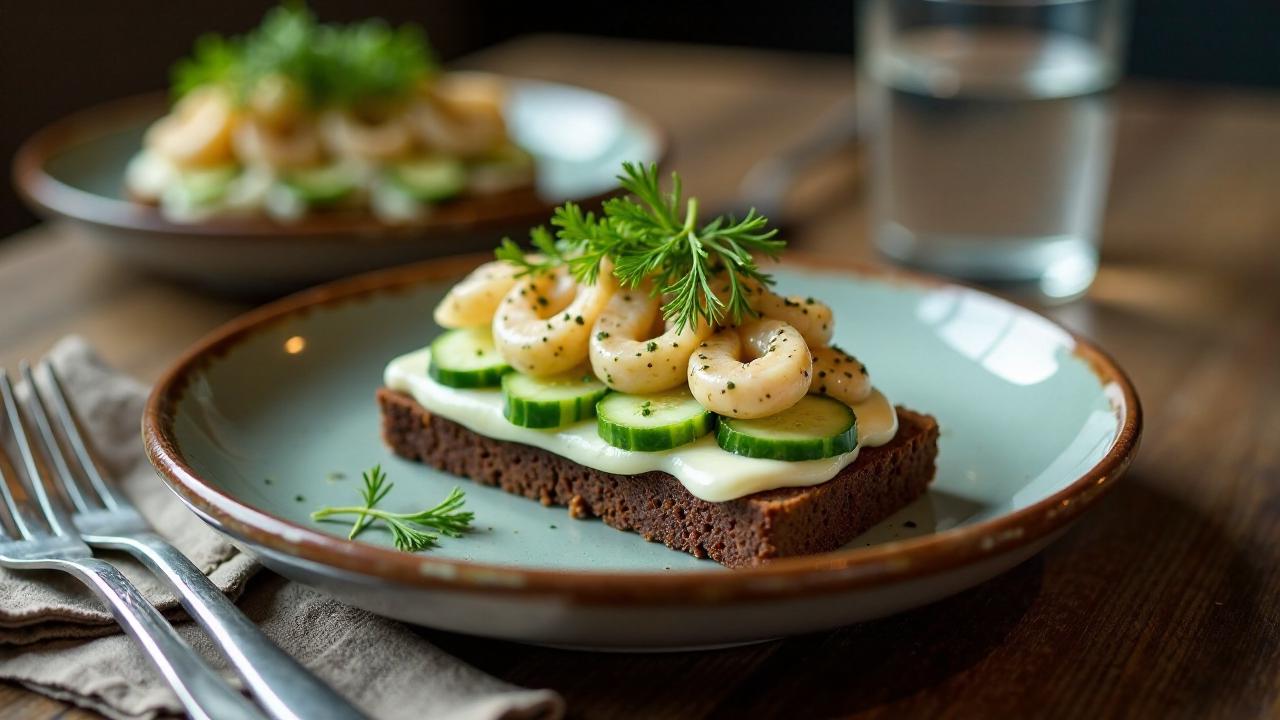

0,369,264,720
19,362,365,720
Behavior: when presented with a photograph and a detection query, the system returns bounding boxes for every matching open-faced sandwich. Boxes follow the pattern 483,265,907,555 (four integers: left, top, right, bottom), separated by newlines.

125,5,533,224
378,163,938,567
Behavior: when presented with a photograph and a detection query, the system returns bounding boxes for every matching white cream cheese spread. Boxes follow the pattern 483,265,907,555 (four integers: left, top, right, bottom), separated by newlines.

385,348,899,502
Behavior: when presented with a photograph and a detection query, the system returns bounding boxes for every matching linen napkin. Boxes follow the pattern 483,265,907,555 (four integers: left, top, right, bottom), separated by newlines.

0,336,564,720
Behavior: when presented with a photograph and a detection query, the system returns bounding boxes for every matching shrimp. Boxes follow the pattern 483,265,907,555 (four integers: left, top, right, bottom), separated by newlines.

492,265,617,377
468,144,535,195
146,87,237,168
809,345,872,406
247,73,306,130
232,118,324,170
710,275,835,348
409,74,506,157
687,319,812,419
320,110,415,162
753,291,834,348
589,284,713,393
434,260,524,328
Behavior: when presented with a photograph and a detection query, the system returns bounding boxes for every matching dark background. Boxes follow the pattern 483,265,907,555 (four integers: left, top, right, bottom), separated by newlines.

2,0,1277,238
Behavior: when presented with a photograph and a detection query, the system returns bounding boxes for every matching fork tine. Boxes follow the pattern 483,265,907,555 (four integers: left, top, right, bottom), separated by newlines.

39,361,122,511
22,363,93,514
1,367,74,537
0,431,35,540
0,371,51,539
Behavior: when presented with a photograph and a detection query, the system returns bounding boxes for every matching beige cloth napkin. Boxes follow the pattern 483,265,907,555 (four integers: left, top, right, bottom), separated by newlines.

0,337,564,720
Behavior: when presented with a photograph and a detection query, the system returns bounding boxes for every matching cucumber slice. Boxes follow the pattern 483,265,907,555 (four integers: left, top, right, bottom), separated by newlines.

387,157,467,202
468,144,535,195
716,396,857,461
428,328,511,388
597,389,715,452
282,163,360,205
502,370,608,429
159,165,240,221
171,166,239,207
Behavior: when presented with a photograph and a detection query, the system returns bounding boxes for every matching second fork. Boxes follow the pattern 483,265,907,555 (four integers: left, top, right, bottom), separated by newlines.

0,368,265,720
20,362,365,720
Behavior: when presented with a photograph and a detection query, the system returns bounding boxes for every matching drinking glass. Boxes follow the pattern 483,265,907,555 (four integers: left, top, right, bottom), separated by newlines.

859,0,1131,299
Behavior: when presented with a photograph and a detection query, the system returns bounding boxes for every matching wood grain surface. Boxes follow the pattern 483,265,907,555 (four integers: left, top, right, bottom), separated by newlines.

2,35,1279,719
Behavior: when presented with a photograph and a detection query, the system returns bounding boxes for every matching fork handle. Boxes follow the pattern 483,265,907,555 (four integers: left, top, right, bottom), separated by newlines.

93,532,365,720
56,557,265,720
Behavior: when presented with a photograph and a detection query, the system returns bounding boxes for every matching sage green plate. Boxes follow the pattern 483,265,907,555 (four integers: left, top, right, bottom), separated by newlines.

144,255,1140,649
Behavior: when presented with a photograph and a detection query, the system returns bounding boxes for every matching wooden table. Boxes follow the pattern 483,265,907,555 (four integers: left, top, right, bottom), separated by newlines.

3,35,1279,719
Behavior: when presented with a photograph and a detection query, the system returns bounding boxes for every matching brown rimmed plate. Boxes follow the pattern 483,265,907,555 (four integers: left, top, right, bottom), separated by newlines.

142,253,1140,649
13,74,667,295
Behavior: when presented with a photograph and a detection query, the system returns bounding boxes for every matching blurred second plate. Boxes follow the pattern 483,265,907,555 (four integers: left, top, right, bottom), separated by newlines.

14,74,666,295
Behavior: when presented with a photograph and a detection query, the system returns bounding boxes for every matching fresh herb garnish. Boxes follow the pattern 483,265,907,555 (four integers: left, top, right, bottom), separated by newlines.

311,465,474,551
494,226,564,276
172,4,436,109
496,162,783,333
173,33,242,99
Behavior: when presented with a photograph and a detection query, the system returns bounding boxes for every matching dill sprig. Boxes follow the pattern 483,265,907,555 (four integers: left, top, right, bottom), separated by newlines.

493,226,565,277
311,465,474,552
172,4,436,108
496,162,783,332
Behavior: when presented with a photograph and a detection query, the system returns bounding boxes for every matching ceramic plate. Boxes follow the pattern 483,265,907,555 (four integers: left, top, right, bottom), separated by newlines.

143,255,1140,650
13,75,666,295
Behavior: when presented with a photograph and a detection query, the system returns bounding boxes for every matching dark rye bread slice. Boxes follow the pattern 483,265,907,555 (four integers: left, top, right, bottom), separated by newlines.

377,388,939,568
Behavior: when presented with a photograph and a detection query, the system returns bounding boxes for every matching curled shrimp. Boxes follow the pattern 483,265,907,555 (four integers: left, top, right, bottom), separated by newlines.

434,260,524,329
589,283,713,393
709,275,834,348
492,264,617,377
409,74,506,157
321,110,415,162
687,319,812,419
753,291,834,348
146,87,237,168
809,345,871,406
232,118,324,170
467,144,535,195
246,74,306,130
